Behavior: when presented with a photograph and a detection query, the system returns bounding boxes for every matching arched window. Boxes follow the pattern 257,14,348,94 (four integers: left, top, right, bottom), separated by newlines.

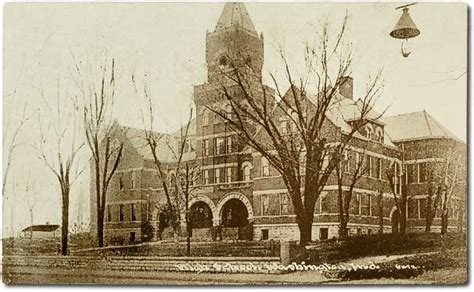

261,157,270,177
225,104,233,121
202,109,210,125
375,127,383,142
243,165,251,182
287,108,299,132
291,111,299,132
365,124,374,140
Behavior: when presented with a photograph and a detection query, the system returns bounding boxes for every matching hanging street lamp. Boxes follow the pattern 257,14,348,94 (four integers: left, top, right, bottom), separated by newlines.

390,3,421,57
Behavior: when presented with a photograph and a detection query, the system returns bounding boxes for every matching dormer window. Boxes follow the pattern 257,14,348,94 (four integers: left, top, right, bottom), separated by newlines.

365,124,374,140
219,55,228,67
375,127,384,142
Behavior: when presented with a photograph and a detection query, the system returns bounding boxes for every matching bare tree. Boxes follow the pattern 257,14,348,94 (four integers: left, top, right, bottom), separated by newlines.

438,148,463,235
424,184,441,233
210,15,384,245
385,161,406,234
3,104,34,195
132,73,199,248
376,189,384,234
335,150,368,239
36,80,83,255
77,57,124,247
25,175,37,238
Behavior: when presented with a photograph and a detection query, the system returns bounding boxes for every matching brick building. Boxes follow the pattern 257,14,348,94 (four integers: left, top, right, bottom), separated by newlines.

90,3,466,245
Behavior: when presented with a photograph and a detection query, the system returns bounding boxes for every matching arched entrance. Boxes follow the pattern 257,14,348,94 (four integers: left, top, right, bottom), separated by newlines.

190,201,213,228
221,198,249,227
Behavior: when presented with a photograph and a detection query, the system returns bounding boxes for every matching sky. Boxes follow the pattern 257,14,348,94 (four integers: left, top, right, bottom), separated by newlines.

2,1,467,236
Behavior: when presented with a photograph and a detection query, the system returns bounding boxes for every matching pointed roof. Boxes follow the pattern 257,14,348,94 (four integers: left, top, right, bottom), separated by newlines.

383,110,462,143
114,123,196,163
215,2,257,34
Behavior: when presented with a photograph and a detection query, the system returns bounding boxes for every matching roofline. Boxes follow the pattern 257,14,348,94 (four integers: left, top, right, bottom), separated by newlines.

391,136,466,144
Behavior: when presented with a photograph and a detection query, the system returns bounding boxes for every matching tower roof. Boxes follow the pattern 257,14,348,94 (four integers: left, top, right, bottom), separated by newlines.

215,2,257,34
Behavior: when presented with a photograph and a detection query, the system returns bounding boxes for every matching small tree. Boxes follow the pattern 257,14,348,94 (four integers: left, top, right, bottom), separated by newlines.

438,148,463,235
376,190,384,234
335,150,368,239
77,57,124,247
36,81,83,255
25,176,37,238
132,73,199,247
385,161,406,234
424,184,441,233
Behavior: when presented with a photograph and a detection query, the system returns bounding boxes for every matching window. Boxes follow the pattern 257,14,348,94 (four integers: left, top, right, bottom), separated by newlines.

320,228,329,240
322,156,329,171
107,205,112,222
225,104,233,120
130,171,135,189
203,170,210,185
227,136,233,153
408,199,418,219
419,162,429,183
203,110,210,125
342,150,350,173
130,204,136,221
320,194,329,213
291,111,298,132
203,139,210,156
281,194,289,215
243,165,251,181
281,120,289,134
215,137,225,155
119,176,124,190
361,154,369,176
226,167,232,183
419,199,427,218
262,195,270,215
394,162,401,194
261,157,270,177
190,139,196,152
215,168,221,184
119,204,124,222
407,163,418,184
365,124,374,140
375,127,383,142
219,55,228,67
360,194,370,215
371,157,381,179
183,141,190,153
261,229,269,240
299,152,307,175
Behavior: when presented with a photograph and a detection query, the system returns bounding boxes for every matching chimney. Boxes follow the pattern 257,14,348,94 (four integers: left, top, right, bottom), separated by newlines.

338,76,353,99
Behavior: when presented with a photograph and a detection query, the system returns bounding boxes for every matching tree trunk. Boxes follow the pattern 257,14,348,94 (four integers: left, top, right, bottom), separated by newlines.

337,187,347,240
298,219,312,246
339,219,348,240
399,195,407,235
97,211,104,247
61,187,69,256
441,211,448,235
425,190,432,233
377,192,383,234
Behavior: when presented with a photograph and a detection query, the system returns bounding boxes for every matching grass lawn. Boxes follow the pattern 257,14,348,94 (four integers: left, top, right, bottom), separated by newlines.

298,232,466,264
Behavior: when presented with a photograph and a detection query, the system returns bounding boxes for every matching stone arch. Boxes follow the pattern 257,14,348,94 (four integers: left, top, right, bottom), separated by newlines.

216,192,254,222
189,195,217,216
